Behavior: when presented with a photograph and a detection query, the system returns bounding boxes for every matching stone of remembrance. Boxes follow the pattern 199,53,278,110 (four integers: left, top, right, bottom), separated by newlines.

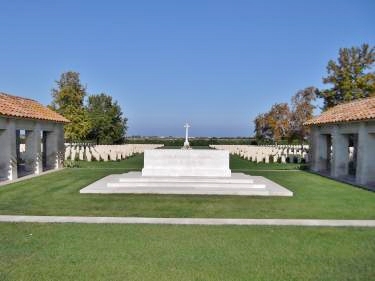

81,148,293,197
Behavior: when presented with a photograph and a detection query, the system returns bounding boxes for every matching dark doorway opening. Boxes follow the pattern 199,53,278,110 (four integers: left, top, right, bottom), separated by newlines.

42,131,48,171
348,134,358,177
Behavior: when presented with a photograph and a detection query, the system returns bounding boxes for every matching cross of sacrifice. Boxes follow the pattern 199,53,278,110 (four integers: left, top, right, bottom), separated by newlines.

184,123,190,146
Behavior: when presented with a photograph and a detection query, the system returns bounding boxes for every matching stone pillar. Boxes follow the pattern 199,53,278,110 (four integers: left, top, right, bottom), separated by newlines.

309,126,319,171
366,133,375,184
45,129,58,170
0,119,18,180
24,130,33,173
310,126,330,172
25,124,43,174
55,124,65,169
0,130,5,180
44,124,65,170
356,123,375,185
15,130,20,164
356,123,367,185
320,134,331,172
331,126,349,178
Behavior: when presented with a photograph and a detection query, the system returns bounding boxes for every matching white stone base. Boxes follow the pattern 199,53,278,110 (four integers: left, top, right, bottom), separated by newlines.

142,149,231,177
80,172,293,196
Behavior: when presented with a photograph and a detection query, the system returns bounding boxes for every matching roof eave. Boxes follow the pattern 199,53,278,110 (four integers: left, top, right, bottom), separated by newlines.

304,118,375,127
0,114,70,124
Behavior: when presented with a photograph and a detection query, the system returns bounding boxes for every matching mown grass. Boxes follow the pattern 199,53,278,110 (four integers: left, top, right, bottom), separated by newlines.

1,223,374,281
1,153,375,281
0,154,374,218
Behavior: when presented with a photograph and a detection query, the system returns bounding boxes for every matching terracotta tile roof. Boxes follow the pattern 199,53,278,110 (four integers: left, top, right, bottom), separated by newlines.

304,96,375,126
0,92,70,123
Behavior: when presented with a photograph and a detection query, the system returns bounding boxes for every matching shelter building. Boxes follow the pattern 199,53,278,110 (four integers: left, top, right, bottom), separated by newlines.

305,97,375,189
0,92,69,181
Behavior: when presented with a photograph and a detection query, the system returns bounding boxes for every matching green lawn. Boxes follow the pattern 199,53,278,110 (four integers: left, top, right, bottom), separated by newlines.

0,154,374,219
1,223,374,281
1,154,375,281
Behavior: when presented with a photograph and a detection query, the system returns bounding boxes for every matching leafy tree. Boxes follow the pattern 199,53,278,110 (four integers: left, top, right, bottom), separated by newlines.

254,113,273,142
51,71,86,111
63,106,91,142
318,43,375,109
50,71,91,141
254,103,291,143
267,103,291,142
290,87,317,143
86,93,128,144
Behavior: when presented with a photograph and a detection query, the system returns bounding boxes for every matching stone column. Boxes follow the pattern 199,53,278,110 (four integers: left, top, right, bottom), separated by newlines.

366,133,375,184
310,126,330,172
24,130,33,173
25,124,43,174
356,123,367,185
45,129,58,170
45,124,65,170
0,119,18,180
309,126,320,172
356,123,375,185
0,130,5,180
55,124,65,169
331,126,349,178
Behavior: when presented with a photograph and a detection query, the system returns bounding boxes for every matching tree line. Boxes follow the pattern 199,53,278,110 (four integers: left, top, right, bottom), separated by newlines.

50,71,128,144
254,43,375,144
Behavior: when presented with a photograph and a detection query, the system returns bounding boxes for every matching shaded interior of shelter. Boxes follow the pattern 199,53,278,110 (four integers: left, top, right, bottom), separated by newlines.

16,130,57,178
313,131,375,190
0,129,57,181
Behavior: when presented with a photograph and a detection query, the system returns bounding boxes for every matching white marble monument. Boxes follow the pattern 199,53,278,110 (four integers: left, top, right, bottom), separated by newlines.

81,123,293,196
142,123,230,177
142,149,231,177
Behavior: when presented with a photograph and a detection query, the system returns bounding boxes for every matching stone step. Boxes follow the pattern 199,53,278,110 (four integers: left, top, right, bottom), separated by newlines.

108,181,265,189
119,177,254,184
79,172,294,197
83,186,270,195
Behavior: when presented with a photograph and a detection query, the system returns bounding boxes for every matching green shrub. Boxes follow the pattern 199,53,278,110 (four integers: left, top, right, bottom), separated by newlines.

64,160,80,168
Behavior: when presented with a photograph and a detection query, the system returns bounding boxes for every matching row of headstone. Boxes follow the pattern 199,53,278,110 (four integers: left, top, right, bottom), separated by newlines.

64,144,164,162
210,144,310,164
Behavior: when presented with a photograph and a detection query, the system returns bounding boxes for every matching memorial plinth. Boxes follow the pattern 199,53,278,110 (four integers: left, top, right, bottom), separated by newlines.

80,148,293,196
141,149,231,177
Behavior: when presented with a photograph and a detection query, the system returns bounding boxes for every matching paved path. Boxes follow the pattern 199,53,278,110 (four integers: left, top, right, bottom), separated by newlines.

1,215,375,227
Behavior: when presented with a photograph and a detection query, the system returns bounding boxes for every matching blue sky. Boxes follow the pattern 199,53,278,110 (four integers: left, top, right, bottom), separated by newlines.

0,0,374,137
